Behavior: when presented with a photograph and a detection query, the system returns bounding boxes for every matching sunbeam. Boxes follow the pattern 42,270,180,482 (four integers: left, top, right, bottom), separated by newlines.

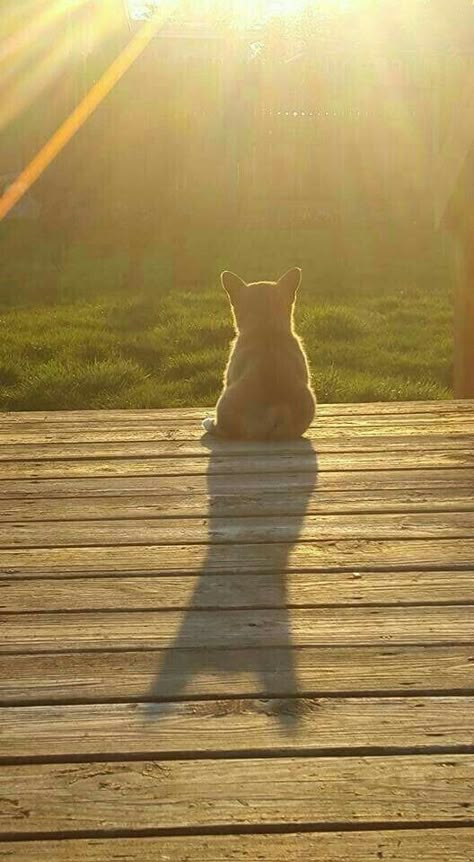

0,1,177,221
0,1,126,134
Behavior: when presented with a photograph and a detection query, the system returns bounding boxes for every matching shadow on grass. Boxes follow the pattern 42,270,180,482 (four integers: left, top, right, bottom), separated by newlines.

145,434,318,733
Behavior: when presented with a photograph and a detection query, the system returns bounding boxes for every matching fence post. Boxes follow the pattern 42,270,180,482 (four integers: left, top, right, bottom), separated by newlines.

453,226,474,398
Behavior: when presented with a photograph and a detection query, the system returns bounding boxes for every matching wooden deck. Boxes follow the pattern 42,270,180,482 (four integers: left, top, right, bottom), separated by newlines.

0,400,473,861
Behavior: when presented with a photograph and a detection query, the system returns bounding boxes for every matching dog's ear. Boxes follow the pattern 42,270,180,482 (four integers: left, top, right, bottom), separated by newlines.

277,267,302,303
220,271,246,304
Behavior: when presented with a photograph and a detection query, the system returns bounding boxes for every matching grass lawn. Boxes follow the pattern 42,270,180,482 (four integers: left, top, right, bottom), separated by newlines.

0,225,454,410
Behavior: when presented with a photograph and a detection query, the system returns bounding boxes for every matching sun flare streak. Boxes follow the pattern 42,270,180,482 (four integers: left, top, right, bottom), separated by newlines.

0,3,176,222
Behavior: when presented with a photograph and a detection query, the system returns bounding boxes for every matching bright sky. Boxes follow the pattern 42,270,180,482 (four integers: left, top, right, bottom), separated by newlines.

127,1,323,23
128,0,149,18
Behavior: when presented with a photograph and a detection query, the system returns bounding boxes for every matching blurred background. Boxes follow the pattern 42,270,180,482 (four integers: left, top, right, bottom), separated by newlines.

1,0,473,409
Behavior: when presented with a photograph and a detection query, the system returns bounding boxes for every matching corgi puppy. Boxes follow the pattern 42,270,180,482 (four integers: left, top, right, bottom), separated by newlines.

203,268,316,440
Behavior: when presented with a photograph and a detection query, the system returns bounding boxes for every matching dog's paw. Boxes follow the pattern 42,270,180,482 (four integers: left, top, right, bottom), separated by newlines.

202,417,215,434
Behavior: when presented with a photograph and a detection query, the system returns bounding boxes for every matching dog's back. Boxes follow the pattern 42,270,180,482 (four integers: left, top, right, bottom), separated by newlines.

208,268,316,441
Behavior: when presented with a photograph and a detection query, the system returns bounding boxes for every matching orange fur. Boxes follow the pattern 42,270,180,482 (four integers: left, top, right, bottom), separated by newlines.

205,268,316,440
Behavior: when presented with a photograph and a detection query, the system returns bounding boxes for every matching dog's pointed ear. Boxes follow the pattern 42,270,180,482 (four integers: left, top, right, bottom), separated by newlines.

277,267,302,303
220,271,246,303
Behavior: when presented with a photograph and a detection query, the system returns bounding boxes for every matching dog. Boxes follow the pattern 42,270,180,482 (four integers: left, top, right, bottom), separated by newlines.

203,268,316,440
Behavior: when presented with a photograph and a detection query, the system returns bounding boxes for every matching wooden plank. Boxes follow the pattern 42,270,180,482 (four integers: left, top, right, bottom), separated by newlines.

3,571,473,613
0,755,472,834
3,487,474,522
8,418,474,432
2,697,473,761
0,435,472,462
0,400,472,424
1,468,472,500
1,419,473,446
0,448,472,480
1,424,473,448
3,512,474,550
2,538,474,576
1,830,473,862
2,606,473,653
1,645,471,704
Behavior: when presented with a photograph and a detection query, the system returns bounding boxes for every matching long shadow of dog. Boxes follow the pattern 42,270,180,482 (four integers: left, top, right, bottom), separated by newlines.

145,434,318,731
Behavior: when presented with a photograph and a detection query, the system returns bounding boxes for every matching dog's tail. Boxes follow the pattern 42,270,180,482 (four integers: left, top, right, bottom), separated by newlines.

260,404,294,441
203,406,303,440
238,405,295,441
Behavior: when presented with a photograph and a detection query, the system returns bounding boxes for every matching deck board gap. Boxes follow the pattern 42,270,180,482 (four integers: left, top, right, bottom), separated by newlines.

3,819,474,843
2,744,474,767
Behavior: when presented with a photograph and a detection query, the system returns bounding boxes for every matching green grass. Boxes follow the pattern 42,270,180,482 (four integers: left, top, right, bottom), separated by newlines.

0,225,454,410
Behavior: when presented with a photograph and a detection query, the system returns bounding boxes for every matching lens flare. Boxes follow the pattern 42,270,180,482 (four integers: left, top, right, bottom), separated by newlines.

0,1,176,221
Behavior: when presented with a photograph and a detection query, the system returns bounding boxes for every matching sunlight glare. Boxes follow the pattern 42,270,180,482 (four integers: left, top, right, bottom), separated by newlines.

129,0,324,25
0,0,125,133
0,1,176,221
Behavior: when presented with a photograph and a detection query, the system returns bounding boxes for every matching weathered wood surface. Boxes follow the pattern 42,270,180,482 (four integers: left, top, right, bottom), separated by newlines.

2,697,472,761
1,830,473,862
3,512,474,549
0,409,472,440
0,424,472,446
2,645,472,705
1,467,472,499
0,401,473,858
3,570,473,613
1,447,472,479
3,606,473,653
2,487,474,522
0,429,473,455
0,399,472,423
2,538,474,576
1,755,473,835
